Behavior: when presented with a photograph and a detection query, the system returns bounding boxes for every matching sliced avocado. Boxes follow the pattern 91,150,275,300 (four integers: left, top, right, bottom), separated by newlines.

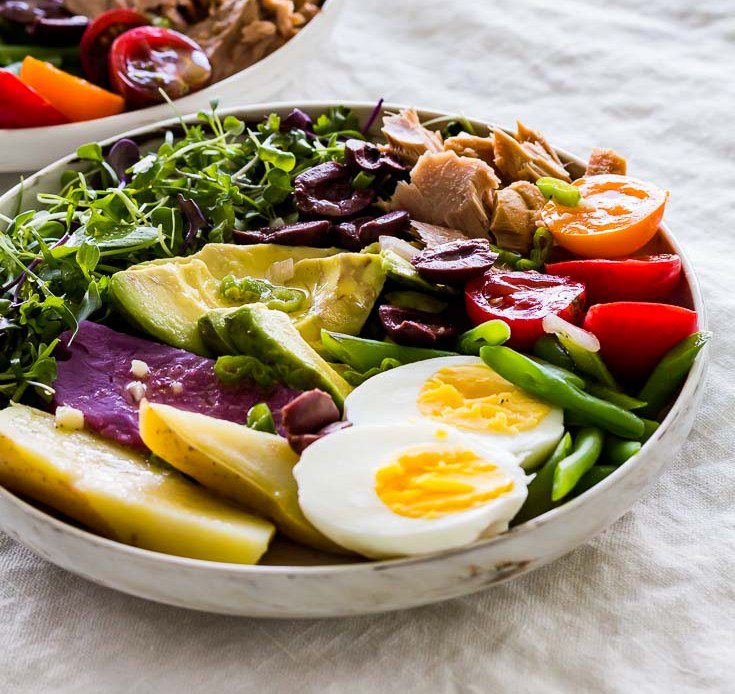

198,307,239,354
110,258,226,355
289,253,386,349
111,243,384,355
214,303,352,408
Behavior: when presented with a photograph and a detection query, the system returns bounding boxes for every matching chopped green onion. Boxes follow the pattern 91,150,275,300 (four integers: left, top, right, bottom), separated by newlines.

536,177,581,207
246,403,276,434
352,171,376,190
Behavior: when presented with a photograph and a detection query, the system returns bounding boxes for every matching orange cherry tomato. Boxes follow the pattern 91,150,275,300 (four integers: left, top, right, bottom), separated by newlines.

20,56,125,123
541,174,668,259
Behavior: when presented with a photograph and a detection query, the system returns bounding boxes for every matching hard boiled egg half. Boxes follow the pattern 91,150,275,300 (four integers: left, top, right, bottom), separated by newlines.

345,356,564,469
294,423,529,559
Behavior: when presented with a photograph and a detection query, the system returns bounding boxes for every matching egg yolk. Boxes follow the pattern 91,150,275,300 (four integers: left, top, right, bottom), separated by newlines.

416,364,549,434
375,444,514,519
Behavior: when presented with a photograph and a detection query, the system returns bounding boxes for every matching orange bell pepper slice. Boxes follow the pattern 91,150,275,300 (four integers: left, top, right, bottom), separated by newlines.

541,174,668,259
20,56,125,123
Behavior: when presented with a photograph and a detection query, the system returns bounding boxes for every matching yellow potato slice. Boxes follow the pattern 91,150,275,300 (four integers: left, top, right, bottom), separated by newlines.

0,404,274,564
139,401,345,555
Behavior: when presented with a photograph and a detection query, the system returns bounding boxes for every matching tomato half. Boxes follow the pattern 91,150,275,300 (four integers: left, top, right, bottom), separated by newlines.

583,302,698,381
109,26,211,108
541,174,668,259
545,254,682,304
80,9,150,87
465,271,586,350
0,70,68,128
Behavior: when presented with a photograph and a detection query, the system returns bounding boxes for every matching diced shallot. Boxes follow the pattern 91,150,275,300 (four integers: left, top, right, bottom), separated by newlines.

268,258,295,284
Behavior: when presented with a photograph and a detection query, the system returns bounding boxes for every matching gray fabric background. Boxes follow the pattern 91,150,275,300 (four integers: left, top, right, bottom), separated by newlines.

1,1,734,691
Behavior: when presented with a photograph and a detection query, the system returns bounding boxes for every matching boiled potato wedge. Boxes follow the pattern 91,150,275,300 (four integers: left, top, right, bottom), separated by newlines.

0,404,274,564
139,401,345,554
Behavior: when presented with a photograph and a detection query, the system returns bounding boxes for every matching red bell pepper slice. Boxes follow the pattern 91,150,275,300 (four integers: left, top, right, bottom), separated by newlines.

583,302,698,381
546,254,682,304
0,70,69,128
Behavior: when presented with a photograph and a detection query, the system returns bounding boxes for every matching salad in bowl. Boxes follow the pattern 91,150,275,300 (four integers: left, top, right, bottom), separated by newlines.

0,102,708,614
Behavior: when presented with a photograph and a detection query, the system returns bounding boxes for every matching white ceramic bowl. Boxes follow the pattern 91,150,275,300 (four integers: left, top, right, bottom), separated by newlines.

0,0,344,173
0,102,708,617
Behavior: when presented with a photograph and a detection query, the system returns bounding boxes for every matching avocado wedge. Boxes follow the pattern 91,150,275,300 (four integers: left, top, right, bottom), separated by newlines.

111,243,385,355
201,303,352,408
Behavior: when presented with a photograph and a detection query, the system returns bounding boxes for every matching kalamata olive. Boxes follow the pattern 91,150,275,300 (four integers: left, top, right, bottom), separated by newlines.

333,215,375,251
106,138,140,186
378,305,459,347
27,14,88,44
280,108,313,133
359,210,410,243
411,238,498,284
234,220,332,247
294,162,374,217
333,211,410,251
177,194,209,252
0,1,36,23
287,420,352,454
281,389,340,436
344,138,408,175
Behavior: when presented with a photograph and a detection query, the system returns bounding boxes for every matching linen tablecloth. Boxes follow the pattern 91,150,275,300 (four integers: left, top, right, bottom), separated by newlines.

2,1,734,691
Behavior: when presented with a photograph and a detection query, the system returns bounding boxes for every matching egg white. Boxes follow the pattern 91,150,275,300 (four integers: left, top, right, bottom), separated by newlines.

293,423,528,559
344,356,564,469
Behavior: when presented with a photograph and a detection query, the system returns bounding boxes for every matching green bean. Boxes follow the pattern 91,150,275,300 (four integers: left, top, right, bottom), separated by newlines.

533,334,575,371
489,243,522,268
604,436,642,464
556,332,619,390
638,331,711,419
585,382,646,411
512,433,572,525
536,177,581,206
321,330,455,372
529,357,585,390
480,345,645,439
552,427,605,501
640,418,660,442
456,319,510,355
385,291,447,314
246,403,276,434
573,465,617,496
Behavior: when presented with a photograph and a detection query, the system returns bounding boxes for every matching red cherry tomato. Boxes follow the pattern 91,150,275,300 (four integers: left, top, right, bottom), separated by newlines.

583,302,698,381
0,71,68,128
545,254,682,304
465,271,586,350
109,26,211,108
80,9,150,87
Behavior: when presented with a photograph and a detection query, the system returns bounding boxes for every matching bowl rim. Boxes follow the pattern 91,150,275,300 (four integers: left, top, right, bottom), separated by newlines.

0,100,709,576
0,0,343,135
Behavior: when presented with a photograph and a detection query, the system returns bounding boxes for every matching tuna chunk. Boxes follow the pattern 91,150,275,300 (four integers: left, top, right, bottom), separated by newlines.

381,108,444,166
389,151,500,238
585,147,627,176
444,133,495,166
493,122,571,183
490,181,546,254
409,220,469,248
52,322,300,450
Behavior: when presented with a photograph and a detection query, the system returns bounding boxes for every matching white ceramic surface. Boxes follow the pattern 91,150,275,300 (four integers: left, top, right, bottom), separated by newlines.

0,0,344,173
0,103,708,617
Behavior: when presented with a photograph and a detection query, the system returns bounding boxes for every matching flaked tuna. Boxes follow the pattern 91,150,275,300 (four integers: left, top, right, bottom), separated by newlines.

493,122,571,183
381,108,443,165
490,181,546,254
443,132,496,166
52,322,299,449
389,150,499,238
585,147,627,176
